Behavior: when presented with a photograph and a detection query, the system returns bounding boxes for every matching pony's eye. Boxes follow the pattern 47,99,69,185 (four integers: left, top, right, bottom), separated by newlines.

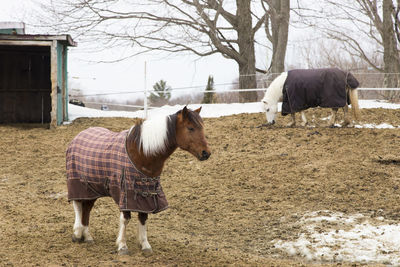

187,127,195,132
266,108,270,112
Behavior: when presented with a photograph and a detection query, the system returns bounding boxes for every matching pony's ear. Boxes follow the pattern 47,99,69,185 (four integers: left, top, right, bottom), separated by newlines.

182,106,189,119
194,106,202,114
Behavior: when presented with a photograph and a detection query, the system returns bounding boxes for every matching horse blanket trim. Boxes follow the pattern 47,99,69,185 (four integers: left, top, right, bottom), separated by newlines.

66,127,168,214
281,68,359,115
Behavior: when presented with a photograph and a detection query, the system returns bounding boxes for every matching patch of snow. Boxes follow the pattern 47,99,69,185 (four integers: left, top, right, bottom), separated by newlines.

358,99,400,109
47,192,68,200
274,210,400,265
355,123,399,129
321,116,329,121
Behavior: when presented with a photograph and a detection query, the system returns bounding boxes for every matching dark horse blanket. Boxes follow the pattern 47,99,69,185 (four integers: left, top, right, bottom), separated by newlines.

281,68,359,115
66,127,168,213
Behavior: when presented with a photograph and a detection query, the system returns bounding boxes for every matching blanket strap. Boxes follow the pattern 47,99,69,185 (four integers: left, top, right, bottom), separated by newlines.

284,85,294,114
134,176,161,198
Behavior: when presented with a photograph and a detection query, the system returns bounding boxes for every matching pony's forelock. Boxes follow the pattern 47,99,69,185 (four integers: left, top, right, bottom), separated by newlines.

178,108,203,129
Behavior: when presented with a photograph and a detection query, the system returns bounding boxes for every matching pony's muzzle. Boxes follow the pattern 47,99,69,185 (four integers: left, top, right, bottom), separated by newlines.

269,120,275,125
200,150,211,161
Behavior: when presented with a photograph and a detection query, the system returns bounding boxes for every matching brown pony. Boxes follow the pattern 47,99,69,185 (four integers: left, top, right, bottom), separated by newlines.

66,106,211,255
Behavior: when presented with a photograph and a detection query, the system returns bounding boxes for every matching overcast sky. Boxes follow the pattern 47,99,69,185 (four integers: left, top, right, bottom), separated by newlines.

0,0,315,102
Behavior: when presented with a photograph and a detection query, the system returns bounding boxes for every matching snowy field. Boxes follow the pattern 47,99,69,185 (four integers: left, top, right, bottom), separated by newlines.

67,100,400,265
68,100,400,129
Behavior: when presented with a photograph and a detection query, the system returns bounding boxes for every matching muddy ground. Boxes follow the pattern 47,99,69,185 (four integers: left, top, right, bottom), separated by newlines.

0,108,399,266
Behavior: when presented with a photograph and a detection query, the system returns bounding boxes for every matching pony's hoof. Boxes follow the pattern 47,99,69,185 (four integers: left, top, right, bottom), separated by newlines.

118,248,130,255
84,239,94,244
72,235,84,243
142,248,153,257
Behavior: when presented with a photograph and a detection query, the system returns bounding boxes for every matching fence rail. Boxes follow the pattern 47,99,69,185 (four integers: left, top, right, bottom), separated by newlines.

71,87,400,98
70,87,400,118
82,101,157,109
357,88,400,91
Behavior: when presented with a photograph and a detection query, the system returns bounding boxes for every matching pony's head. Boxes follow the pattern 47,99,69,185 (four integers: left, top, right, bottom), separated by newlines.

262,99,278,125
261,72,287,125
175,106,211,161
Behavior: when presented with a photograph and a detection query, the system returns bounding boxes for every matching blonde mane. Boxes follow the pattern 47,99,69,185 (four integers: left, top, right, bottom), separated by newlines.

262,72,288,104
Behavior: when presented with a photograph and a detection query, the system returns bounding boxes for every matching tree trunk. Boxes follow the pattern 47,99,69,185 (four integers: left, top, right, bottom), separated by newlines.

237,0,258,102
382,0,400,97
269,0,290,74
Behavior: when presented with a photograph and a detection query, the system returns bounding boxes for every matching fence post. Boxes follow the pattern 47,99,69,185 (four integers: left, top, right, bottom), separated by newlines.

144,61,148,119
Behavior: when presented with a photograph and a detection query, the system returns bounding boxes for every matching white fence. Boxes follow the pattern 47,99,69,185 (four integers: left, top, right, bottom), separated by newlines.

71,87,400,119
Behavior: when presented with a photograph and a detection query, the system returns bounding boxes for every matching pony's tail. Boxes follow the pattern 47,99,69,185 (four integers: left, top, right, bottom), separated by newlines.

349,88,360,121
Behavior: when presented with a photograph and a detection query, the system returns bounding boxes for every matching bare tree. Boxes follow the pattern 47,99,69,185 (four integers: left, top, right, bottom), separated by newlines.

382,0,400,89
394,0,400,42
263,0,290,74
40,0,280,102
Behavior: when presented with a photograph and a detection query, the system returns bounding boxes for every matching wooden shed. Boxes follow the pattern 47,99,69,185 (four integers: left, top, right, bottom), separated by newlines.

0,29,76,126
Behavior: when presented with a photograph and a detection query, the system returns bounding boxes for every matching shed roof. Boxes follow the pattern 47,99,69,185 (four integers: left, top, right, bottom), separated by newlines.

0,34,77,47
0,22,25,34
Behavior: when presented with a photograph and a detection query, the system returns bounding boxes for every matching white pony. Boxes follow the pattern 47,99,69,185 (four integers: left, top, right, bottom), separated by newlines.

261,69,360,127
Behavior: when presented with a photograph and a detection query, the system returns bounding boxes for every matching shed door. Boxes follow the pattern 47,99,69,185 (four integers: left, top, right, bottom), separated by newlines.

0,45,51,123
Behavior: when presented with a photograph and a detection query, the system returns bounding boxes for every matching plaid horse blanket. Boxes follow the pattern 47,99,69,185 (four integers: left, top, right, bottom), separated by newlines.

281,68,359,115
66,127,168,213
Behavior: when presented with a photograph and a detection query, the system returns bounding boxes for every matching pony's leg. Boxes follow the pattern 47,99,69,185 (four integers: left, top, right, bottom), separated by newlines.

72,200,84,242
138,212,152,255
300,111,308,127
342,105,353,127
327,108,338,127
116,211,131,255
287,113,296,127
81,200,96,243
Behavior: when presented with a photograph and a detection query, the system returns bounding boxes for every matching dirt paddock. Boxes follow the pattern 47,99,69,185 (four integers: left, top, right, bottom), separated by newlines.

0,108,399,266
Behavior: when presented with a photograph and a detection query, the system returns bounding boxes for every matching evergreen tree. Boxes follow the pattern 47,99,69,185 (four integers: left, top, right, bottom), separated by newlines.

149,80,171,105
202,75,216,104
